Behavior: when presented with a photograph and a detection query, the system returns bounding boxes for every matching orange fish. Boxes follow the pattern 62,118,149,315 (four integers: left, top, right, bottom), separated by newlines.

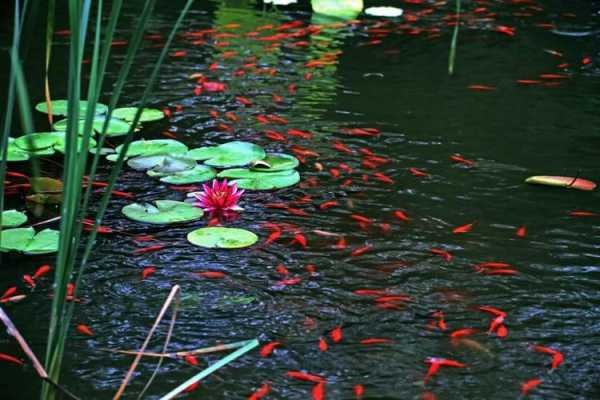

22,275,35,288
32,264,51,279
260,341,281,358
1,287,17,300
477,262,512,269
76,324,94,336
248,383,271,400
450,328,478,339
265,230,282,245
335,237,347,250
319,201,339,210
531,345,564,370
351,244,372,257
183,382,200,393
184,355,199,366
0,352,24,365
351,214,372,224
318,337,328,352
312,381,326,400
236,96,253,106
430,248,452,262
374,295,412,303
409,167,429,177
452,223,474,234
568,210,599,217
330,326,343,343
292,233,308,248
141,267,156,280
481,269,518,276
373,172,394,184
276,277,302,286
360,338,394,345
275,264,289,276
393,210,410,222
424,357,466,383
468,84,496,91
353,384,364,399
195,271,226,279
516,225,527,238
133,245,164,255
449,154,475,166
353,289,388,296
286,371,325,383
521,378,542,395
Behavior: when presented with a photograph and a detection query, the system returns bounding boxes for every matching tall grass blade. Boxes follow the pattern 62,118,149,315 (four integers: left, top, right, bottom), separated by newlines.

159,339,260,400
448,0,461,76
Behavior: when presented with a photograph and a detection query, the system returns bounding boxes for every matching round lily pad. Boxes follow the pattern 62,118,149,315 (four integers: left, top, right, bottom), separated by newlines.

187,227,258,249
14,132,62,151
146,157,197,177
186,141,265,168
51,131,98,153
107,139,188,161
127,155,195,173
53,116,133,137
35,100,108,116
0,227,59,254
217,168,300,190
1,210,27,228
251,153,299,172
159,165,217,184
122,200,204,224
112,107,165,122
5,139,31,161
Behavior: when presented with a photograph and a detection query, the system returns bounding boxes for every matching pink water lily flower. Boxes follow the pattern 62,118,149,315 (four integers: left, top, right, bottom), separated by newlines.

187,179,244,212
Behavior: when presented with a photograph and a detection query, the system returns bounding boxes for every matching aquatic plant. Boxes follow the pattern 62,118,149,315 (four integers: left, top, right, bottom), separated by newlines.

0,0,194,398
448,0,461,75
187,179,245,213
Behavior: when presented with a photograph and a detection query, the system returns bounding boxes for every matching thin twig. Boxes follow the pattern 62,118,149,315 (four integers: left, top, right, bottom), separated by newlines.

112,285,180,400
100,340,259,359
159,339,259,400
137,288,180,399
0,307,81,400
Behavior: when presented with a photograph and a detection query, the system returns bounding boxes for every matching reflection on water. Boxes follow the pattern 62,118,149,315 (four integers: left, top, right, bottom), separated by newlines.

2,0,600,399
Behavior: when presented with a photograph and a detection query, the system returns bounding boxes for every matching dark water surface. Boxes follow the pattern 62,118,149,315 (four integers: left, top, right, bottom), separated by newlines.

2,0,600,399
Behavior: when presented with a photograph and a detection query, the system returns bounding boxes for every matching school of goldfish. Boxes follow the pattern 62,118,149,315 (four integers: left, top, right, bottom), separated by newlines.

1,0,598,398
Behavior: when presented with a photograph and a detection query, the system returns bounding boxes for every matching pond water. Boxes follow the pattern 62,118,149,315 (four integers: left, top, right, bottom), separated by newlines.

2,0,600,399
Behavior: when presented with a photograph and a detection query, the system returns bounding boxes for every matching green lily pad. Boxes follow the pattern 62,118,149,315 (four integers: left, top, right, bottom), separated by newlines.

112,107,165,123
147,157,197,177
5,139,31,161
217,168,300,190
107,139,188,161
0,227,59,254
122,200,204,224
35,100,108,116
251,153,299,172
52,131,97,153
186,141,265,168
127,155,196,178
159,165,217,184
187,227,258,249
1,210,28,228
14,132,62,151
53,116,133,137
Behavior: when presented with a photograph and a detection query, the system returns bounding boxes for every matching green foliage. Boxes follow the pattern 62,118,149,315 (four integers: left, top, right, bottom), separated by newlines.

122,200,204,224
187,227,258,249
